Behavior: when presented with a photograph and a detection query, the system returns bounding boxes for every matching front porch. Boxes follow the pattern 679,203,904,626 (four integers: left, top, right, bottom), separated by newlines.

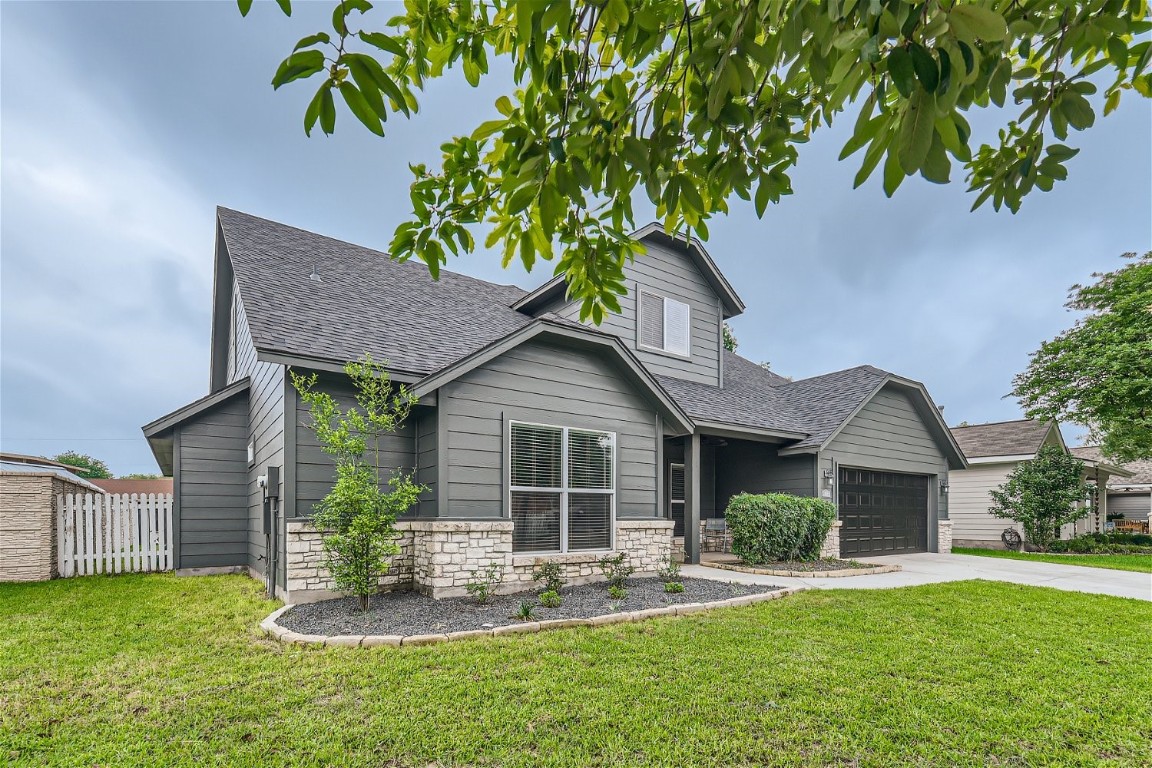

662,430,821,564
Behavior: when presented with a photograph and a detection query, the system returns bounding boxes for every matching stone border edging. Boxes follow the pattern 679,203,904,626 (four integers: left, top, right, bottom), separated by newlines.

260,586,807,648
708,562,902,578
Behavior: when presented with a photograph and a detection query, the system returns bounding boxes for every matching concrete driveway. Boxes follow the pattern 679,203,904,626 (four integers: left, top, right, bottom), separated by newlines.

684,553,1152,601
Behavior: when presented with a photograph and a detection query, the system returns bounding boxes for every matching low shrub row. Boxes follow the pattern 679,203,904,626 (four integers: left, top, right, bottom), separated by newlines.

725,492,837,563
1049,532,1152,554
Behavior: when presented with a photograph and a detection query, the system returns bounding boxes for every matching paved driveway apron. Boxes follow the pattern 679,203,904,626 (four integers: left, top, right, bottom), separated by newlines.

684,553,1152,601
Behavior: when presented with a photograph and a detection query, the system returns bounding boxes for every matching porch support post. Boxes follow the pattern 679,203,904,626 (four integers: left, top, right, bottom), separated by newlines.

684,432,702,564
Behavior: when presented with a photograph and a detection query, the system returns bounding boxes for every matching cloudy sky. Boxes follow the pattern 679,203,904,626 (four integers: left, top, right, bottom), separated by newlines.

2,2,1149,476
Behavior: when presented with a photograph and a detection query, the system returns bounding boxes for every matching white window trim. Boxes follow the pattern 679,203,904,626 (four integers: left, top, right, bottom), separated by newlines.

637,289,692,359
507,420,616,554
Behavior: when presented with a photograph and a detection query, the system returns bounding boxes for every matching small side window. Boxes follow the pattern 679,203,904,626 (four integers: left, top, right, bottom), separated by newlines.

247,441,255,467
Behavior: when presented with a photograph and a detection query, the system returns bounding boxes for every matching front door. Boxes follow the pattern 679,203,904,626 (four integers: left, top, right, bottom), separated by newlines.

669,463,685,536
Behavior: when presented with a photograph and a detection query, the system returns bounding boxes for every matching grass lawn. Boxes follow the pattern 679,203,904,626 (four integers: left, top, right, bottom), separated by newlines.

953,546,1152,573
2,576,1150,767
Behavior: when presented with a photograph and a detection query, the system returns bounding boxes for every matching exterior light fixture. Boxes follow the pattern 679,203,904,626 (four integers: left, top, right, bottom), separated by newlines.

939,481,949,496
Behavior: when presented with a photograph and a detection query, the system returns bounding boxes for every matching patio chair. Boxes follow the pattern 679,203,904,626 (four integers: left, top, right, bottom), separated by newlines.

703,518,730,553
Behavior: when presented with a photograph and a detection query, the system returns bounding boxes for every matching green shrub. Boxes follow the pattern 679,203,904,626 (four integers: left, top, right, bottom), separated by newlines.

656,555,681,583
515,600,536,621
539,590,563,608
598,552,634,587
663,581,685,594
465,563,504,604
1049,532,1152,554
725,493,837,563
607,584,627,600
532,561,566,594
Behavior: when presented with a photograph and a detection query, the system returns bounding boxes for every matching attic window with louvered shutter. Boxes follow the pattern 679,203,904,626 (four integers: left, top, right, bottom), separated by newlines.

509,421,615,553
638,290,690,357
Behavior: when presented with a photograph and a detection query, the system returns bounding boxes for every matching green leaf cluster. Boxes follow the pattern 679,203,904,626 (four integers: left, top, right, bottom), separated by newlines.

1013,252,1152,462
725,492,837,563
52,451,113,480
241,0,1151,319
988,444,1089,551
291,353,425,610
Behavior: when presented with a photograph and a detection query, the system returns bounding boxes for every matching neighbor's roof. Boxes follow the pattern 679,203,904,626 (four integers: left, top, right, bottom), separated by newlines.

0,460,105,493
90,477,174,495
1071,446,1152,488
0,452,88,473
218,207,534,378
950,419,1058,459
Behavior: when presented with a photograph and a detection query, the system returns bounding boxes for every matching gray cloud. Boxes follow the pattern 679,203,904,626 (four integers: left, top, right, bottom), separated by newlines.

2,1,1149,474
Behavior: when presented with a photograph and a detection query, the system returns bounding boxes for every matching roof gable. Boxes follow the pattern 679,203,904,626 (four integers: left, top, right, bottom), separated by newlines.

512,223,746,319
411,319,694,435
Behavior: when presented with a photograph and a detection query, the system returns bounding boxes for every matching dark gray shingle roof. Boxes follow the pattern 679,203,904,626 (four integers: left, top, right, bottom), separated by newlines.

1071,446,1152,486
218,208,534,377
657,353,890,443
949,419,1054,458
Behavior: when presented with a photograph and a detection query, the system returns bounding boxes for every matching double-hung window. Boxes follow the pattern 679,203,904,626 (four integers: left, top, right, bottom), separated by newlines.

509,422,615,553
639,291,691,356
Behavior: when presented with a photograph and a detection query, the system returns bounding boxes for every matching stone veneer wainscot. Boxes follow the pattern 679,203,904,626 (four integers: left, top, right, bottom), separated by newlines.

285,518,675,603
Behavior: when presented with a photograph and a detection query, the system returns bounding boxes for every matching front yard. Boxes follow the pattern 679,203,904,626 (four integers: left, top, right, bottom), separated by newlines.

953,546,1152,573
2,575,1150,767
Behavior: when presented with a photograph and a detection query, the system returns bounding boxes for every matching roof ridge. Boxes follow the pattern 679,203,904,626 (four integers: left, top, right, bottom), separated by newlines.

216,206,532,296
950,417,1044,430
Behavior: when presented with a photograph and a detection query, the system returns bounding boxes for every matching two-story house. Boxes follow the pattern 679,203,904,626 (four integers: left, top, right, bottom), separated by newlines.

143,209,966,603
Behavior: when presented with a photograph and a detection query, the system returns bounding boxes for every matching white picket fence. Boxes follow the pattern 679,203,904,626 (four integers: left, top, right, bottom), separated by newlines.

57,493,174,577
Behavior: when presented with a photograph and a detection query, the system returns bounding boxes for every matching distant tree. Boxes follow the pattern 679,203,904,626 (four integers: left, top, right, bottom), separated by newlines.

52,452,112,479
235,0,1150,322
988,444,1088,551
956,420,971,427
120,473,162,480
1012,252,1152,461
722,322,738,352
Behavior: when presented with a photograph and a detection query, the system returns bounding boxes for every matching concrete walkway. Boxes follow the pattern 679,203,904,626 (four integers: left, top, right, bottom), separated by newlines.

684,553,1152,601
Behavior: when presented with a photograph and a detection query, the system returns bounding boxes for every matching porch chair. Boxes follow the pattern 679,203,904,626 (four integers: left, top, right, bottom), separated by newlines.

703,518,731,553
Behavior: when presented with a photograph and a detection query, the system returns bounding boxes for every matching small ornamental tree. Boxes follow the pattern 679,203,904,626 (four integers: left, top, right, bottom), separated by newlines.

292,354,425,610
988,444,1088,551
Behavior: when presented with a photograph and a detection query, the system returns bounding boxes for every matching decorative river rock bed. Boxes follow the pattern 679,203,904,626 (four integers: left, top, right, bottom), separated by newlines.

266,577,797,647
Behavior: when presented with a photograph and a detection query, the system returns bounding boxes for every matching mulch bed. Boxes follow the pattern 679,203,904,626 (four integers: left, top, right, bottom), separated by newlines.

738,558,877,572
279,577,783,637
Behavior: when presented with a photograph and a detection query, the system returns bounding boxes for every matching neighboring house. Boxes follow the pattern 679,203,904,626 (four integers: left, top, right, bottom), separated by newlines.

89,477,174,496
948,420,1127,547
143,209,966,603
1070,446,1152,525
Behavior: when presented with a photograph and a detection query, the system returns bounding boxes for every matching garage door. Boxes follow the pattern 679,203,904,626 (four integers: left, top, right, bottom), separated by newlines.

839,468,929,556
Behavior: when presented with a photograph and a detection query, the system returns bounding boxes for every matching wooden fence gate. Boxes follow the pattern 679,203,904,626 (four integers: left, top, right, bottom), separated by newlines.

57,493,174,577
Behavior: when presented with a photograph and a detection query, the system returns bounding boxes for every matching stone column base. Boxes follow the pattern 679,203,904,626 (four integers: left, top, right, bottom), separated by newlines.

820,521,843,559
937,520,953,554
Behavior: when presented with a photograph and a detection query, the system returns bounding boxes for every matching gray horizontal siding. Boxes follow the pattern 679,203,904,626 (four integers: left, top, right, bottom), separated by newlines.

1109,492,1150,521
440,338,659,519
557,241,721,386
230,285,286,581
176,394,248,569
292,374,418,518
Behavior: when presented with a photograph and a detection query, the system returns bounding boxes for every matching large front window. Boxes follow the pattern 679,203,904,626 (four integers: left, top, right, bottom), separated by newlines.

509,422,615,553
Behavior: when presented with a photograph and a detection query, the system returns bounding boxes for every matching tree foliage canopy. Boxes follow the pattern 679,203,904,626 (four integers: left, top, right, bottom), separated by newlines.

1013,251,1152,461
988,443,1088,551
239,0,1150,320
53,451,113,479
